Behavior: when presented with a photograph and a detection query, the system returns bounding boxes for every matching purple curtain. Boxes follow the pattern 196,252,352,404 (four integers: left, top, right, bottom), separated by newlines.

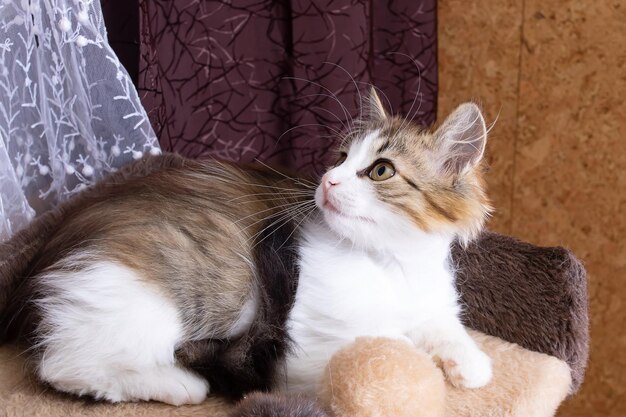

105,1,437,176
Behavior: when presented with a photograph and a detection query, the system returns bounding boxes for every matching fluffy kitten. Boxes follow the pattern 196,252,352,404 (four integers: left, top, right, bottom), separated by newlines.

0,90,492,405
284,91,492,392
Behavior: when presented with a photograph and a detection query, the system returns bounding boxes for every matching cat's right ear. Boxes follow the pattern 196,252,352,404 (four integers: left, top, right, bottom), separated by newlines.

432,102,488,175
366,87,389,121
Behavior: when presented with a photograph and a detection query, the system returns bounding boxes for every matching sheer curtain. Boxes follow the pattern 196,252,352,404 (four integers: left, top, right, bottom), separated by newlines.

0,0,159,240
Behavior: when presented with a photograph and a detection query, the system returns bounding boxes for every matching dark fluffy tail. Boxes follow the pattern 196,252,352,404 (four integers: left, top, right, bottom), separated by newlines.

231,393,329,417
0,209,66,342
0,211,63,317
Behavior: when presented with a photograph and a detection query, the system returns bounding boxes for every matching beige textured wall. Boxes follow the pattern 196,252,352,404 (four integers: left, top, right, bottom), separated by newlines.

438,1,626,416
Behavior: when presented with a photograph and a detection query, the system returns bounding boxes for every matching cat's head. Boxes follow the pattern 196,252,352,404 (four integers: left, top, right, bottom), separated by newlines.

315,89,492,248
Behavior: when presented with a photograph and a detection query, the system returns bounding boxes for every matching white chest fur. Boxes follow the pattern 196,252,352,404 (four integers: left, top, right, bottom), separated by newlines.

283,219,461,392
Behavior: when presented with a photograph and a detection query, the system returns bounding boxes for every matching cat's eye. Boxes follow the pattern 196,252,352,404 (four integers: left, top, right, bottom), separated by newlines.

335,152,348,166
369,161,395,181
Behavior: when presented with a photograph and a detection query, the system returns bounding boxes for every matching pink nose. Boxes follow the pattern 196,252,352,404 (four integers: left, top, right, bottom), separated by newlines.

323,178,339,191
322,178,339,198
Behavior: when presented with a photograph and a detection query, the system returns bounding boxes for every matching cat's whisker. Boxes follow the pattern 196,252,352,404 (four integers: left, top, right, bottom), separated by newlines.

309,105,350,133
294,93,351,132
299,134,343,146
229,189,314,199
388,51,423,130
250,203,316,249
234,199,315,226
296,92,354,133
214,176,316,192
248,209,309,246
228,192,314,204
246,204,315,247
252,159,318,188
229,186,315,197
323,61,364,122
274,203,317,252
231,198,312,207
236,201,314,222
349,80,396,122
255,199,316,225
239,200,316,236
283,76,355,131
276,123,344,146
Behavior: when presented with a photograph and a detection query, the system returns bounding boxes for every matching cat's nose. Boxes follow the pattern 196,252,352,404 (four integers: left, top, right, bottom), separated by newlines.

323,178,339,193
322,177,339,200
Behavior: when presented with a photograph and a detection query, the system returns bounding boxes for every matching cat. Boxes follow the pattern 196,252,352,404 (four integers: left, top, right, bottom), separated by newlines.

283,92,493,392
0,89,492,405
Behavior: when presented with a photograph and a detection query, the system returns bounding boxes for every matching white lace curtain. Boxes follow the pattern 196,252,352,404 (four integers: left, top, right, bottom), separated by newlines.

0,0,159,240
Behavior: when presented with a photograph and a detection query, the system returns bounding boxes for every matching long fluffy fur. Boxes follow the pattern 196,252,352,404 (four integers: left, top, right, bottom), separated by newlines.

1,154,310,403
230,392,329,417
175,216,301,399
0,154,189,338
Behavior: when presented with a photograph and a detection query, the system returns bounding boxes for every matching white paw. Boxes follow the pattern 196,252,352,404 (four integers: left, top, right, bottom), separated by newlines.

159,375,209,406
149,367,209,406
440,348,492,389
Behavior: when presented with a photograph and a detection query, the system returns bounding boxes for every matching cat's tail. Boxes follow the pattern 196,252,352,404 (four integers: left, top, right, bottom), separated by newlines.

0,209,65,341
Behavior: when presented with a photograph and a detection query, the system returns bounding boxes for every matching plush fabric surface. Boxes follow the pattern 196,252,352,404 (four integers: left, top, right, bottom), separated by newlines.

0,331,571,417
0,345,228,417
452,233,589,392
445,331,572,417
318,331,571,417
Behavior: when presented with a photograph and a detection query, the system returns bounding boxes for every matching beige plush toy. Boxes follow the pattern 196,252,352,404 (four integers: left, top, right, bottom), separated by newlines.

320,331,573,417
320,337,446,417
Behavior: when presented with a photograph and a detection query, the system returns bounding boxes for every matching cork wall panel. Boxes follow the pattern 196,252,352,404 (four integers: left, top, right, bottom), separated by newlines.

440,0,626,415
437,0,523,233
513,1,626,416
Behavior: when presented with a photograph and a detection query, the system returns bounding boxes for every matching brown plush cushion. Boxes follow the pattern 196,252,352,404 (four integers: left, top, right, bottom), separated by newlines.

452,233,589,392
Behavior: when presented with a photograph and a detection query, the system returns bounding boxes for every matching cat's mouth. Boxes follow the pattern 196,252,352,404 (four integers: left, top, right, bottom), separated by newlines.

323,199,342,215
322,199,374,223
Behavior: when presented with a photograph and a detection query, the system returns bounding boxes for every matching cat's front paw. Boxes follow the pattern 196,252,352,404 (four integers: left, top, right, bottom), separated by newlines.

440,347,492,389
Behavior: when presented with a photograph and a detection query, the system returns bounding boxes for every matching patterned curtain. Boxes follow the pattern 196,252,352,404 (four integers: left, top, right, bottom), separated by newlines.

105,0,438,177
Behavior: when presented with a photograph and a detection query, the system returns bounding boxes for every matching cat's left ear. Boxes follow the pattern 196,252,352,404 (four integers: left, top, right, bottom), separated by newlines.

433,102,487,175
366,87,390,121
